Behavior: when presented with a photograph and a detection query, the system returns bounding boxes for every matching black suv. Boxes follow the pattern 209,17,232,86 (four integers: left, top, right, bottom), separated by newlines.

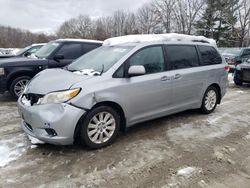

234,59,250,85
0,43,45,58
0,39,102,98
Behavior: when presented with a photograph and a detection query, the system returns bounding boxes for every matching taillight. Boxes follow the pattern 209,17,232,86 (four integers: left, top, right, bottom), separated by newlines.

224,65,230,72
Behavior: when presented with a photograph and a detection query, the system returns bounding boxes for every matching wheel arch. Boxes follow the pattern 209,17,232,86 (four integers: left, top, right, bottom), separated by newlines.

73,101,127,144
7,71,34,90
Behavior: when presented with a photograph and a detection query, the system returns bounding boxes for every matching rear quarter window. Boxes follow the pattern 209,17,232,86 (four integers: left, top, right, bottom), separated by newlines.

198,45,222,65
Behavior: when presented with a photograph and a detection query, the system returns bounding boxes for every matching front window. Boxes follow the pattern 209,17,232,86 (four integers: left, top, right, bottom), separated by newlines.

129,46,165,74
68,46,133,73
15,45,32,56
35,42,60,59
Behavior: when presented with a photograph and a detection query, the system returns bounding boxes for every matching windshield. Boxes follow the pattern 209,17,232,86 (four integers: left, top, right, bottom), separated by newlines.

15,45,31,56
35,42,60,58
68,46,133,73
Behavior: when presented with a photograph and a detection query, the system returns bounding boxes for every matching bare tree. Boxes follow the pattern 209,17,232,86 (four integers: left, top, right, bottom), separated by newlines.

153,0,176,33
57,15,93,39
174,0,204,34
112,10,127,36
0,25,52,48
137,3,160,34
237,0,250,46
93,16,114,40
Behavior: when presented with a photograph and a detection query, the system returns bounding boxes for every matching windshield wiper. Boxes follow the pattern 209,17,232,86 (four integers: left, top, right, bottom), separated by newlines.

100,64,105,75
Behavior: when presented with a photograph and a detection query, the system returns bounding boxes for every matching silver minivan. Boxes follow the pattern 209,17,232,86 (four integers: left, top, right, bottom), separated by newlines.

18,34,228,148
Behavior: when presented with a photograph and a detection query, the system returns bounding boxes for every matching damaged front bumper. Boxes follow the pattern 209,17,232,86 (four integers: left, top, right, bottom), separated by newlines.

18,96,86,145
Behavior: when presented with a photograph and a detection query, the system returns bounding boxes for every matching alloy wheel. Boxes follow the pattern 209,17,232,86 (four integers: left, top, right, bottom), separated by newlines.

14,79,29,97
204,90,217,111
87,112,116,144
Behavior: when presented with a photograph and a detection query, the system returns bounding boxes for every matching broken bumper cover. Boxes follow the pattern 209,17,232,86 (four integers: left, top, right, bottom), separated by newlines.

18,97,86,145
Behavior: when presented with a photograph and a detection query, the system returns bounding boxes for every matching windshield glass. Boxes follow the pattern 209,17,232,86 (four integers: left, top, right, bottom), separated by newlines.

35,42,60,58
68,46,134,73
15,45,31,56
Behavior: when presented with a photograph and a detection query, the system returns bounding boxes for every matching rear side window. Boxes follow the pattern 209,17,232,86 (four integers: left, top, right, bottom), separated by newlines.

198,46,222,65
165,45,199,70
55,43,82,59
83,43,101,53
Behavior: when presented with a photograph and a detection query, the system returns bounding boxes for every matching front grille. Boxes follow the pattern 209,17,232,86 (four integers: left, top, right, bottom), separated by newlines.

23,93,43,106
242,69,250,81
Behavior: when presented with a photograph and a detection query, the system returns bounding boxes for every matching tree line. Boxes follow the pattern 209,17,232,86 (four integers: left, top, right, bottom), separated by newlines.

1,0,250,48
57,0,250,47
0,25,56,48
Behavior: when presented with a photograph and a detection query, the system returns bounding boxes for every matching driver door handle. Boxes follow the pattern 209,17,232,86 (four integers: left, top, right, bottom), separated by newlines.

161,76,171,81
173,74,182,80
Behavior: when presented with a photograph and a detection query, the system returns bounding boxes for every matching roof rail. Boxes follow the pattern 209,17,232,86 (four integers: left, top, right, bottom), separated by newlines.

103,33,216,46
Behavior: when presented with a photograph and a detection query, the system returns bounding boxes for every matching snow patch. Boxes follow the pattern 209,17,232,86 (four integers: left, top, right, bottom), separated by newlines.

228,73,234,84
73,69,101,76
167,112,249,148
28,135,45,144
236,90,245,94
245,132,250,139
162,166,202,188
30,145,38,149
0,134,27,167
21,96,31,106
177,167,200,176
104,33,216,46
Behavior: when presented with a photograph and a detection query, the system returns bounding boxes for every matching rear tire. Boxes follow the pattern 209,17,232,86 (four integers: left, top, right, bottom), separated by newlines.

80,106,120,149
234,76,243,86
9,76,31,99
200,86,219,114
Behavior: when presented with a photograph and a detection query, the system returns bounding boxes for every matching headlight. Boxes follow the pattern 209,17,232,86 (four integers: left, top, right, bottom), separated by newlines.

38,88,81,105
0,68,5,75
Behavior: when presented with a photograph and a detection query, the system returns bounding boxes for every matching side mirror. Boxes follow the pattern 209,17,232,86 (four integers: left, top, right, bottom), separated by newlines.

54,54,64,61
23,52,31,57
128,65,146,77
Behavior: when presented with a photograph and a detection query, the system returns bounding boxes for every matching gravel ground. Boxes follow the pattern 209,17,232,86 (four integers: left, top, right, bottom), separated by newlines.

1,74,250,188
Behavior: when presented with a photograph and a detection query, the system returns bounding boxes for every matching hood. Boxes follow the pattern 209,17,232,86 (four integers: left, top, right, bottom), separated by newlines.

239,62,250,69
26,69,92,95
0,57,46,67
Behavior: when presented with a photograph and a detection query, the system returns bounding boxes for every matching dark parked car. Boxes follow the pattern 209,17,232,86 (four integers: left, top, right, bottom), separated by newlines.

221,47,250,72
0,39,102,98
234,59,250,85
0,43,45,58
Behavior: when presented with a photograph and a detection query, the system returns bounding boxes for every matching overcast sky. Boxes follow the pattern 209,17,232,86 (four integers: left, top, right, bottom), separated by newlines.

0,0,150,33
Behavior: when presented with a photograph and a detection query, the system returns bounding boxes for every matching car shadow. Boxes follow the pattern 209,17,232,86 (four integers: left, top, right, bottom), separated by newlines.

0,92,16,102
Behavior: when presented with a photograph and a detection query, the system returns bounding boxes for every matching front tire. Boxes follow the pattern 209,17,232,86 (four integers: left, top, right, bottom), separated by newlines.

9,76,31,99
80,106,120,149
200,86,219,114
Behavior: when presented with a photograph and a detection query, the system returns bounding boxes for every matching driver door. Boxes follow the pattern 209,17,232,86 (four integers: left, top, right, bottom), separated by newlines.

113,45,172,125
